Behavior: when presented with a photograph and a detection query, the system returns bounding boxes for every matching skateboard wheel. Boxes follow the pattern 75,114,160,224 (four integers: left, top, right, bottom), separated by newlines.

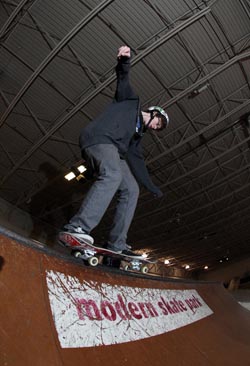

141,265,149,274
88,256,99,266
73,251,82,258
124,264,130,271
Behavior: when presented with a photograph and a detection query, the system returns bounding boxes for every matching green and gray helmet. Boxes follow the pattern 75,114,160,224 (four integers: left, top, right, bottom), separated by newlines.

147,106,170,129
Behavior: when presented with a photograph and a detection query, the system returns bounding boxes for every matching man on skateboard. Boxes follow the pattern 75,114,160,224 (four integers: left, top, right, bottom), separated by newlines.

61,46,169,256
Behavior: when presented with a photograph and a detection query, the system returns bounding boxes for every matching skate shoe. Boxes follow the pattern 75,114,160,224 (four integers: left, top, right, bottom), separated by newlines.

63,226,94,245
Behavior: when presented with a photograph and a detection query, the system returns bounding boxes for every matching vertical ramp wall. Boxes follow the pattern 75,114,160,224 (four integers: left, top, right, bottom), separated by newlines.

1,229,250,366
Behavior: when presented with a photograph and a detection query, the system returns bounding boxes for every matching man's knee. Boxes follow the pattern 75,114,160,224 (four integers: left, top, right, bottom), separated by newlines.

128,180,140,200
98,156,123,184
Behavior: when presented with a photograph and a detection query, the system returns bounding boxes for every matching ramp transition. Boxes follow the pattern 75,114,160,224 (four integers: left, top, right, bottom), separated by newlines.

1,227,250,366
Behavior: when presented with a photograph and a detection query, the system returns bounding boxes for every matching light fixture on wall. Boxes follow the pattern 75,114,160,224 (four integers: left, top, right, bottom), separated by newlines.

64,165,87,181
188,83,210,99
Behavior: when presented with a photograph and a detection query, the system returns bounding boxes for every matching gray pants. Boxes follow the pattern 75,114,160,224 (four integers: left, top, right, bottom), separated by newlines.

65,144,139,251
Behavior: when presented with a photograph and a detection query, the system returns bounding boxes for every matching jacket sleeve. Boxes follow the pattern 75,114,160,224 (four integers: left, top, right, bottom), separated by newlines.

126,138,163,197
114,56,136,101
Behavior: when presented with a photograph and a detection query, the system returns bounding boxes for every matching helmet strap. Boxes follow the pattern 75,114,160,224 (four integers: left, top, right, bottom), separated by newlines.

145,112,154,130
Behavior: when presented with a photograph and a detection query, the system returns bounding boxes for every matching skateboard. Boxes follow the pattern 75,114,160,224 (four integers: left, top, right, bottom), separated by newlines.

58,232,154,274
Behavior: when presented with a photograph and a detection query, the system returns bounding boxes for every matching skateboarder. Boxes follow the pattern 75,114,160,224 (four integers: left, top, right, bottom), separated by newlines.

62,46,169,256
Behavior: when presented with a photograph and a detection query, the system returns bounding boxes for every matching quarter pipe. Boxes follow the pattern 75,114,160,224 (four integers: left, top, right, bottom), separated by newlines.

1,226,250,365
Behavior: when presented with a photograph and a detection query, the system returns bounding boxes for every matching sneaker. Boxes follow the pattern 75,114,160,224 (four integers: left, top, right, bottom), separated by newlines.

63,226,94,245
125,244,132,250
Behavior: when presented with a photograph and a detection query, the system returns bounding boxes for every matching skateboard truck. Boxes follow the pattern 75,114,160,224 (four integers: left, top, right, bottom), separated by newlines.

123,260,149,273
71,249,99,267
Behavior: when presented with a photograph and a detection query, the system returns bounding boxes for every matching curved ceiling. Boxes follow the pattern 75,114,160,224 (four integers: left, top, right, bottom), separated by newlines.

1,0,250,274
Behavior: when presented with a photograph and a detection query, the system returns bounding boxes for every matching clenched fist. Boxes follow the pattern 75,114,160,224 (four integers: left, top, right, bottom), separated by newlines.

117,45,131,59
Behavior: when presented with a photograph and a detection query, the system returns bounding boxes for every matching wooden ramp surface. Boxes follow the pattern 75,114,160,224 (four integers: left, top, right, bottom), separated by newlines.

1,227,250,366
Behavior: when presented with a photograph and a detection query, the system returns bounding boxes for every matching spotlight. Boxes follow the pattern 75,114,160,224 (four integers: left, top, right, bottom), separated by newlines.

64,165,87,181
77,165,87,174
64,172,76,181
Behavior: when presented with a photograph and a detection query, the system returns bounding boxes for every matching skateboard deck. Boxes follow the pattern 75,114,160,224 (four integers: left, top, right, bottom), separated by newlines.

58,232,154,273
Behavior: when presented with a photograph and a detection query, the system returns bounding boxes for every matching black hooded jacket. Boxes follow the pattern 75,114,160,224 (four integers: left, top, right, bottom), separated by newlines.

79,56,162,197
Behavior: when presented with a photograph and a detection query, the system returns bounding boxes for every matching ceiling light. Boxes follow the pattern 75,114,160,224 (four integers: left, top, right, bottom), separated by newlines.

196,83,209,93
204,266,208,270
185,265,190,270
64,164,87,181
164,259,170,265
64,172,76,181
77,165,87,173
188,83,209,99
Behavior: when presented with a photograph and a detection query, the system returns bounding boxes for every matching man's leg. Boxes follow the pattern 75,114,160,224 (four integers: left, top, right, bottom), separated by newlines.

64,144,123,235
107,159,139,252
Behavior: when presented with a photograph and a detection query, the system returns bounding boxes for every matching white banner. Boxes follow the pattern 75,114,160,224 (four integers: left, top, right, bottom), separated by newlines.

46,270,213,348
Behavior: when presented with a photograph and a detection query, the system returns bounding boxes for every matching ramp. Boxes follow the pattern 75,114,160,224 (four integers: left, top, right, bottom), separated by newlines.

1,227,250,366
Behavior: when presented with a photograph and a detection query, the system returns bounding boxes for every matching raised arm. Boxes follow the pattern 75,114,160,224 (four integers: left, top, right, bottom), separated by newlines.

115,46,136,101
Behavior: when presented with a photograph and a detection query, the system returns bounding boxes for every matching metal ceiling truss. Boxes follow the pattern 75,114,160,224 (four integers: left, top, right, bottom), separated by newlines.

0,13,250,197
148,92,250,165
0,0,37,42
136,154,250,225
240,0,250,19
159,207,250,269
138,205,250,270
135,142,249,237
136,188,250,254
0,87,75,169
0,5,211,189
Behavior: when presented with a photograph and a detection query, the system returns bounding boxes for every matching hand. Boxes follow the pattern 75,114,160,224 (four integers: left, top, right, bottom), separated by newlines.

153,188,163,198
117,46,131,59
